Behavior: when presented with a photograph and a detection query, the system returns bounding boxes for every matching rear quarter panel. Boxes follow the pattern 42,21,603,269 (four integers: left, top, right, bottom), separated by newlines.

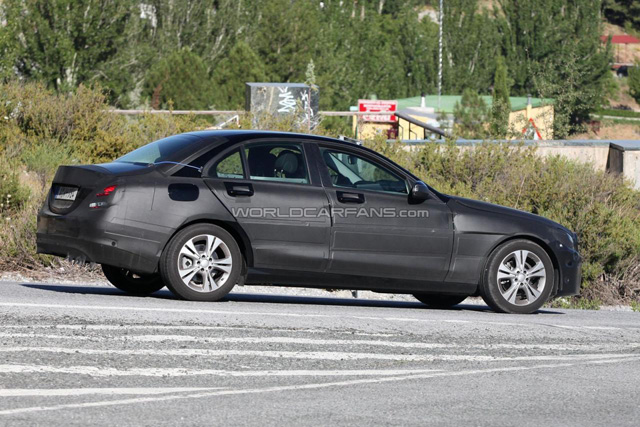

114,174,238,267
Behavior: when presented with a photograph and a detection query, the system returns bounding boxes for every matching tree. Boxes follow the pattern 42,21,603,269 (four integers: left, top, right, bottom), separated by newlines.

496,0,613,136
453,89,489,139
3,0,134,102
0,4,18,81
211,41,269,110
490,56,511,138
629,63,640,103
442,0,501,94
250,0,322,82
602,0,640,31
143,49,214,110
305,59,316,87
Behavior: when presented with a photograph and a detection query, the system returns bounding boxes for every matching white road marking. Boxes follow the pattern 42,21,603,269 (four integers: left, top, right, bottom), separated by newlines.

1,356,639,416
0,332,453,348
0,347,638,363
3,301,631,331
1,324,395,337
0,388,222,397
0,365,441,377
1,332,638,352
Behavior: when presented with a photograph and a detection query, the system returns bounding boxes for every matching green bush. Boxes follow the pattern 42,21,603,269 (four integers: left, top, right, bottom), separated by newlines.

0,157,31,215
0,81,210,269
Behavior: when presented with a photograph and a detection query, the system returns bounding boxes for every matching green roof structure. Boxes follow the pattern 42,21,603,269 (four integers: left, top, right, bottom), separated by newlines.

396,95,554,113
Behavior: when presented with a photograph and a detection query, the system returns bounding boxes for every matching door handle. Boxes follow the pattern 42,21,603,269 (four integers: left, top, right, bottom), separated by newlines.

225,182,254,197
337,191,365,204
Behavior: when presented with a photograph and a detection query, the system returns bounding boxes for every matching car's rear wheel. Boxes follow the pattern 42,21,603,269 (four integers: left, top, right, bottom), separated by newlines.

413,294,468,308
101,265,165,296
160,224,242,301
480,239,554,314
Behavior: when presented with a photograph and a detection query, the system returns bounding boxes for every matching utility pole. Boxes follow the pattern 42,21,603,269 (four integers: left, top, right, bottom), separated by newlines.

438,0,443,111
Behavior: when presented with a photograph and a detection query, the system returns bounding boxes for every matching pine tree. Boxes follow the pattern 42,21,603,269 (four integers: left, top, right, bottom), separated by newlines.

453,88,490,139
2,0,133,100
603,0,640,31
305,59,316,87
143,49,214,110
211,41,269,110
490,56,511,138
496,0,612,136
442,0,501,94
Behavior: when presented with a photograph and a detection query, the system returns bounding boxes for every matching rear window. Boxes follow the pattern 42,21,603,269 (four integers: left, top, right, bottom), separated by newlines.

115,134,202,165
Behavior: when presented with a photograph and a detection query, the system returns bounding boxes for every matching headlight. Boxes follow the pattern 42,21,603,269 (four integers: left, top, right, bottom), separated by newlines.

555,228,575,249
565,232,574,248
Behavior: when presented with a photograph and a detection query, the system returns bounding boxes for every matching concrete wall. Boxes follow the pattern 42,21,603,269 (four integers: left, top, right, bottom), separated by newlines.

398,139,640,189
623,151,640,186
535,142,610,171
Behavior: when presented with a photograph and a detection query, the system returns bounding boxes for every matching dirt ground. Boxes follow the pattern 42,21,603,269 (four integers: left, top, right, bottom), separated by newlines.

571,122,640,140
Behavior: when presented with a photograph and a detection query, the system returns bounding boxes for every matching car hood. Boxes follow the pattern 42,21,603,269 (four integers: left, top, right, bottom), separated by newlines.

447,195,571,233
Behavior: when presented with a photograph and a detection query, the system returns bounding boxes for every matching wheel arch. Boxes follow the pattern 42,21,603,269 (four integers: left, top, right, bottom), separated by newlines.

482,234,561,296
158,218,253,274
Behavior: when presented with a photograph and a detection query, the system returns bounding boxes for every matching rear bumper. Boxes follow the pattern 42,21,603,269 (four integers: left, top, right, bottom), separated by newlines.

37,208,160,275
554,243,582,297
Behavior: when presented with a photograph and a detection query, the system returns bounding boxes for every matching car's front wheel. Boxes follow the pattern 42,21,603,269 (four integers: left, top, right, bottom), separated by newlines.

480,239,554,314
160,224,242,301
413,294,468,308
101,265,165,296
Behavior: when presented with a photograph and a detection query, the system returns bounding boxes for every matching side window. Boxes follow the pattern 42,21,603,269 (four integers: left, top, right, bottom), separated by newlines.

244,142,309,184
213,150,244,179
320,148,407,194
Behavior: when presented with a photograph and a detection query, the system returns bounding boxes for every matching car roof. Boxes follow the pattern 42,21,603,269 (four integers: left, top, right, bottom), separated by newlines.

183,129,357,145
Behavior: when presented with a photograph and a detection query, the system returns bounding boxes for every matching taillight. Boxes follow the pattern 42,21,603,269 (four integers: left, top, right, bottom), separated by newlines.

96,185,117,197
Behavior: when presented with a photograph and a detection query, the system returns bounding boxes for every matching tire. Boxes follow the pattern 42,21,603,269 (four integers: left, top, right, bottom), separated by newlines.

413,294,468,309
479,239,554,314
101,264,165,296
160,223,242,301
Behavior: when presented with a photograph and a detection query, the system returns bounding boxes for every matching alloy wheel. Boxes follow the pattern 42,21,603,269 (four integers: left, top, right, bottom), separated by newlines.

496,250,547,306
177,234,233,293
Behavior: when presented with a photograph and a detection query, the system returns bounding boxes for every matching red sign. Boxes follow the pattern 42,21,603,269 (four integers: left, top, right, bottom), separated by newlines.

358,99,398,122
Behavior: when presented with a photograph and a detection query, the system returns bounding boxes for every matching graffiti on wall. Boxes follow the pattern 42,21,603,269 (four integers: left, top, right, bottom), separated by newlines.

246,82,319,128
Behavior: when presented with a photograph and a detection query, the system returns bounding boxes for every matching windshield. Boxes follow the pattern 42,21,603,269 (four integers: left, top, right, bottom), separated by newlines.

115,134,202,165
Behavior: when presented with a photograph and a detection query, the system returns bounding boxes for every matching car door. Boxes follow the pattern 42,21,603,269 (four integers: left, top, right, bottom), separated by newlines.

203,139,331,272
312,143,454,284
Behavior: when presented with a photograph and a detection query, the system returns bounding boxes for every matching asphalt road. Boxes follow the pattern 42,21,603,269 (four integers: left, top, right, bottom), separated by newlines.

0,281,639,426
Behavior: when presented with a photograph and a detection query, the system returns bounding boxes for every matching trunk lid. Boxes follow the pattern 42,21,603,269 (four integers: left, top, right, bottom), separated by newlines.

48,162,150,214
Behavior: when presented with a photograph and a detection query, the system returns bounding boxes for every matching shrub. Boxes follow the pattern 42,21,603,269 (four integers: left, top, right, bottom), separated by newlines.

0,80,210,269
0,157,30,215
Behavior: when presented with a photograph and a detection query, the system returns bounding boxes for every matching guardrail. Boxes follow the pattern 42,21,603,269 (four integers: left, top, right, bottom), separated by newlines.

107,109,374,117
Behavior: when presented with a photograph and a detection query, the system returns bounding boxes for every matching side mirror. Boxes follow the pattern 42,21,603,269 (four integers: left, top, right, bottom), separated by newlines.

410,181,430,201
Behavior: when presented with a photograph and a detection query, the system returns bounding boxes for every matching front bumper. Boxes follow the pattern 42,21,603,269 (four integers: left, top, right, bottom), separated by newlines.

553,242,582,297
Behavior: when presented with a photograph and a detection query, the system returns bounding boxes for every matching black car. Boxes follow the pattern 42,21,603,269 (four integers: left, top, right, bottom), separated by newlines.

37,130,581,314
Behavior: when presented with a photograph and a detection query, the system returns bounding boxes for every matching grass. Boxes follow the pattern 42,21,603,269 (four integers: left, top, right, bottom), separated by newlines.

595,108,640,119
550,297,602,310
